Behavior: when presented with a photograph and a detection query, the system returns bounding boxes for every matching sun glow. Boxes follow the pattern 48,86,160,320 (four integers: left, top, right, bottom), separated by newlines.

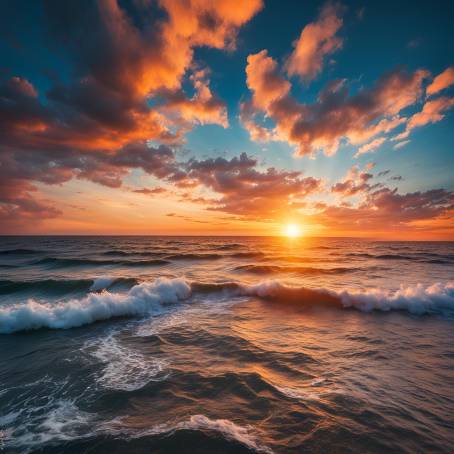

283,223,302,238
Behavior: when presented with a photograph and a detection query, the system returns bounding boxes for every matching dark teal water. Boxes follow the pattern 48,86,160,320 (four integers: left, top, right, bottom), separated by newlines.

0,236,454,453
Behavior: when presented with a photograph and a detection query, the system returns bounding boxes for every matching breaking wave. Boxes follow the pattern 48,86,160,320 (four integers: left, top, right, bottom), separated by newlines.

105,414,273,453
239,280,454,314
1,278,453,333
0,278,191,333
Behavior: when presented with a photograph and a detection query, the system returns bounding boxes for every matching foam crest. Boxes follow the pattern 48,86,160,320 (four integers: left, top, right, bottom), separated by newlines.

90,276,115,291
179,415,273,453
105,414,273,453
0,278,191,333
240,280,454,314
338,282,454,313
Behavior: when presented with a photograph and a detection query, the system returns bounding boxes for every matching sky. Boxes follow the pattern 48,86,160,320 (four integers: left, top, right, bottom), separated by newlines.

0,0,453,238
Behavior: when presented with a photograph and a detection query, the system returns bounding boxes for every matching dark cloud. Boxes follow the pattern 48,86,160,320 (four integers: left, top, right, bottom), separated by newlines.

0,0,262,225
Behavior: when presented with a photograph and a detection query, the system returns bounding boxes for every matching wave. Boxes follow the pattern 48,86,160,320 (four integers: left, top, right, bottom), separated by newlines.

191,279,454,315
239,280,454,314
213,243,244,250
0,277,137,295
105,414,272,454
229,251,266,259
2,278,453,333
32,257,170,267
345,252,454,264
164,253,223,260
234,264,357,274
85,332,166,391
101,250,164,257
1,398,94,452
171,415,272,453
0,278,92,295
123,259,170,267
0,278,191,333
0,248,45,255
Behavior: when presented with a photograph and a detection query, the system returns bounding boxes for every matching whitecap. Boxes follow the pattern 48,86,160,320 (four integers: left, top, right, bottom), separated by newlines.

0,277,191,333
104,414,273,453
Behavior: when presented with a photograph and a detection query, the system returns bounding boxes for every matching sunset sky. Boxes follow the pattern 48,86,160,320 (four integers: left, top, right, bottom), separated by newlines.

0,0,453,238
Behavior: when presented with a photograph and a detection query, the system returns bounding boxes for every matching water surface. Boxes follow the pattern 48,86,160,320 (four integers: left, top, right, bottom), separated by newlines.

0,236,453,453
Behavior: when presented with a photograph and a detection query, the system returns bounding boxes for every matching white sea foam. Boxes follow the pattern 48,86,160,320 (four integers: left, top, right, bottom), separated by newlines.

0,278,191,333
2,278,453,333
1,399,93,451
338,282,454,313
86,332,167,391
178,415,273,453
104,414,273,453
90,276,115,291
240,280,454,314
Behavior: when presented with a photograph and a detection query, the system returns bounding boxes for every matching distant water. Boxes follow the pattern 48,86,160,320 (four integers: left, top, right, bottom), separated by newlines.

0,236,454,453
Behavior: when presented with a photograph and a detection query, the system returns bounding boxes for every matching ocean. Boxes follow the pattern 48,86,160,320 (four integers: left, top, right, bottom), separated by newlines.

0,236,453,453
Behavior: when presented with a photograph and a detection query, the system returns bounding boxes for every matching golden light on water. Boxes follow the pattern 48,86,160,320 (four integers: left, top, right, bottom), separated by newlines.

283,223,302,238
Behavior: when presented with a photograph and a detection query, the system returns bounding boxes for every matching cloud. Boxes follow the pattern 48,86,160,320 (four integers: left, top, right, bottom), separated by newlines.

132,187,167,196
241,8,453,158
181,153,322,219
393,96,454,141
355,137,386,157
331,165,376,197
0,0,262,221
286,2,343,82
426,67,454,97
239,101,276,142
318,164,454,233
320,187,454,229
156,69,228,128
243,47,428,156
393,140,410,150
0,178,61,231
0,0,261,150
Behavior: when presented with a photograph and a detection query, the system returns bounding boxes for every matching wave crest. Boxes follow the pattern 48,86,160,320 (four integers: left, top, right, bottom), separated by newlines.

1,278,453,333
239,280,454,314
0,278,191,333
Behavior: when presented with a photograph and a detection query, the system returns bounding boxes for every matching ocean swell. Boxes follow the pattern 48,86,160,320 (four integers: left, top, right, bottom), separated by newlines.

234,264,358,274
0,278,190,333
1,279,453,333
32,257,170,267
0,277,137,295
239,280,454,314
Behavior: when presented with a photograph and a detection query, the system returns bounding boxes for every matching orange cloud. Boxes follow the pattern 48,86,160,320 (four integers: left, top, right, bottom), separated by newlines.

157,69,228,128
286,2,343,81
355,137,386,157
243,47,428,156
426,67,454,97
394,96,454,140
0,0,263,225
1,0,261,153
331,165,377,197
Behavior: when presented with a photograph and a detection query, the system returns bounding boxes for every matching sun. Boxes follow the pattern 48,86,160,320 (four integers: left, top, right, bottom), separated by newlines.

283,223,302,238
